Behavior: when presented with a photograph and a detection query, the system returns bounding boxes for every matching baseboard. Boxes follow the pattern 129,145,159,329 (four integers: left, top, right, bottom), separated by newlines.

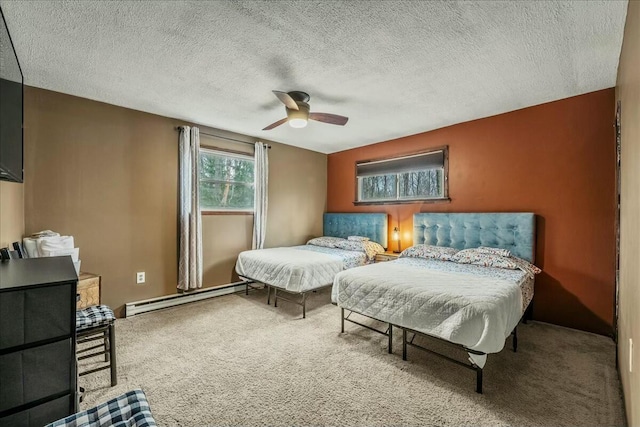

125,281,253,317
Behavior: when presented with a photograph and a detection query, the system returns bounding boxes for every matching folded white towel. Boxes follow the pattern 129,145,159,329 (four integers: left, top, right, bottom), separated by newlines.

41,247,79,262
30,230,60,238
22,238,39,258
38,236,74,254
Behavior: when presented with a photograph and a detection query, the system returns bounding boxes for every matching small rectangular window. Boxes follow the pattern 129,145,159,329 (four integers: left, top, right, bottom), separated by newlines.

199,148,254,212
355,147,448,204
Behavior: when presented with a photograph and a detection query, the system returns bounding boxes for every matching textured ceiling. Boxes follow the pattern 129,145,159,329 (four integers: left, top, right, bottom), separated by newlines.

0,1,628,154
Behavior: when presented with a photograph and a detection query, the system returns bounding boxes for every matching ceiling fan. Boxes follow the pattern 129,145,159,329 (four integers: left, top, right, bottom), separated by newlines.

262,90,349,130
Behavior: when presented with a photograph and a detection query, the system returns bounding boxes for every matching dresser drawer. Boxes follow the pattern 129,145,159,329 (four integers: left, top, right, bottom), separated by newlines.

0,394,74,427
77,273,101,309
0,339,73,413
0,284,74,350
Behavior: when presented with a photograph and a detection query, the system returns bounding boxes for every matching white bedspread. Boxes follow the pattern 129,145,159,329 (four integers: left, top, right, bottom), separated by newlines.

236,245,367,293
332,257,531,367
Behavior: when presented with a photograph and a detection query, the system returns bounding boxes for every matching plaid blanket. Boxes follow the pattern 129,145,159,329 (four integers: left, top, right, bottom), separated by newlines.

46,389,156,427
76,305,115,331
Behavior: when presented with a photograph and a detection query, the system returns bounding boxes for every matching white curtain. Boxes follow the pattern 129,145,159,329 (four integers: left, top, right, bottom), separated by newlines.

252,142,269,249
178,126,203,291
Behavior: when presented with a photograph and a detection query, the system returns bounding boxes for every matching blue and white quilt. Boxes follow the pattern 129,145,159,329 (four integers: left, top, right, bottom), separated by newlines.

332,257,534,367
236,244,368,293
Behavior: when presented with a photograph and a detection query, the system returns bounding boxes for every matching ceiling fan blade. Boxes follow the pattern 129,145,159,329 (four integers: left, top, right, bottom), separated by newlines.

262,117,288,131
272,90,299,110
308,112,349,126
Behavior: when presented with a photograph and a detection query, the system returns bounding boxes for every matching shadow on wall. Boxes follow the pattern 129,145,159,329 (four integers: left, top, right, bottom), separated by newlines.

533,215,613,336
230,265,240,283
534,272,613,337
199,264,242,288
535,216,546,268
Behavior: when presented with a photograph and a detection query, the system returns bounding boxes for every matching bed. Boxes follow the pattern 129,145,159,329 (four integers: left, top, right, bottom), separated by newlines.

236,213,388,318
332,212,537,393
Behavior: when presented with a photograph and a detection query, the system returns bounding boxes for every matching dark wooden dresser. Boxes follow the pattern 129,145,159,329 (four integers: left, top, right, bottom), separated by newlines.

0,257,78,426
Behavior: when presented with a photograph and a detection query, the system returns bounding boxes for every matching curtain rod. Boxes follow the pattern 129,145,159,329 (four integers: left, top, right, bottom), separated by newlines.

175,126,271,149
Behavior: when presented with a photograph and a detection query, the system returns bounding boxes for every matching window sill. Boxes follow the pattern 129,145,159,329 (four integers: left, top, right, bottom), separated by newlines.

353,198,451,206
201,211,255,215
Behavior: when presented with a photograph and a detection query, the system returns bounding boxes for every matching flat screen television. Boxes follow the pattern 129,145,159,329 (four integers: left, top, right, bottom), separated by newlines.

0,6,23,183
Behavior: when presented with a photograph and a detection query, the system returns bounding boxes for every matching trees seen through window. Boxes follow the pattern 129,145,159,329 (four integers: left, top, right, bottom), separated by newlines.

199,149,254,211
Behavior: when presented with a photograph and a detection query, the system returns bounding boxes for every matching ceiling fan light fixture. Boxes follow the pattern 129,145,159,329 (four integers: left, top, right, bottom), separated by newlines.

289,118,308,128
263,91,348,131
286,102,310,129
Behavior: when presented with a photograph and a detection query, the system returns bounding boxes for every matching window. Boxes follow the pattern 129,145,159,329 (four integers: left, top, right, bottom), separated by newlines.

355,147,448,204
199,148,254,212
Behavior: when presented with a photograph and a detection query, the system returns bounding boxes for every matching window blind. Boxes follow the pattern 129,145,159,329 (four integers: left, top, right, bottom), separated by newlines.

356,150,444,177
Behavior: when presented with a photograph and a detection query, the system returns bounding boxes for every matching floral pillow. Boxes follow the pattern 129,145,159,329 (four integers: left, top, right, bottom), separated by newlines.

451,248,541,278
306,236,345,249
348,236,370,242
475,246,511,257
334,239,385,261
510,256,542,278
399,245,460,262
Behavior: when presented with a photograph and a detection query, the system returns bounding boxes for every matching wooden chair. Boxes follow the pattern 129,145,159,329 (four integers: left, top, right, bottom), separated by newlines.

76,305,117,386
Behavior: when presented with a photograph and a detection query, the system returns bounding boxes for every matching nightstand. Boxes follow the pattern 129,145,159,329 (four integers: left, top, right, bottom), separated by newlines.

375,252,400,262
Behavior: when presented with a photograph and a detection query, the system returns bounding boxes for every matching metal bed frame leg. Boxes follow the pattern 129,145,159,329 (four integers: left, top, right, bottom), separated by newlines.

104,332,110,362
341,308,345,333
401,326,485,393
302,292,307,319
267,286,271,305
402,328,407,361
523,300,533,324
109,323,117,386
388,324,393,353
512,326,518,352
274,288,278,307
245,282,249,296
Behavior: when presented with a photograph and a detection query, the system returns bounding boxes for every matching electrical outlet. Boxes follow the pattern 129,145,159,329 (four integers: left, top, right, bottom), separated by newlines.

630,338,634,373
136,272,145,284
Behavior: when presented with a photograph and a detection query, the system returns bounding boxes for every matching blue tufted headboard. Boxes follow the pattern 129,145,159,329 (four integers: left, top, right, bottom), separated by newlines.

324,213,388,249
413,213,536,262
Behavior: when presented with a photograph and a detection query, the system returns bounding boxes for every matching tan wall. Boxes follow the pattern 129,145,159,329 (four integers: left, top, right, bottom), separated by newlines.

616,1,640,425
198,134,327,287
0,180,24,247
23,87,327,315
264,141,326,248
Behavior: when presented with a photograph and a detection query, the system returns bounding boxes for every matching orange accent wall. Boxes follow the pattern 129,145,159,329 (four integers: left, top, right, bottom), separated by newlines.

327,89,616,335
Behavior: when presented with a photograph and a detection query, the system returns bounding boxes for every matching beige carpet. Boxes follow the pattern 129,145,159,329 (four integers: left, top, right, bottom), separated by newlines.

79,288,625,426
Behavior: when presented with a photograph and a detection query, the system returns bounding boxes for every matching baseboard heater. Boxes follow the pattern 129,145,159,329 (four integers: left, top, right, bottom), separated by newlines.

125,281,254,317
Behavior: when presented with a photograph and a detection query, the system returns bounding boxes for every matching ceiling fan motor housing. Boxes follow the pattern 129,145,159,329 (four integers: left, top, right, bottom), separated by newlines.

287,102,310,121
288,91,310,103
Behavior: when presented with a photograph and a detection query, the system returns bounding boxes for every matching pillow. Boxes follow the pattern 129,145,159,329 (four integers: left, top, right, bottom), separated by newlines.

334,239,385,261
451,249,518,269
399,245,459,262
475,246,511,257
510,256,542,278
451,248,541,278
347,236,370,242
306,236,345,249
